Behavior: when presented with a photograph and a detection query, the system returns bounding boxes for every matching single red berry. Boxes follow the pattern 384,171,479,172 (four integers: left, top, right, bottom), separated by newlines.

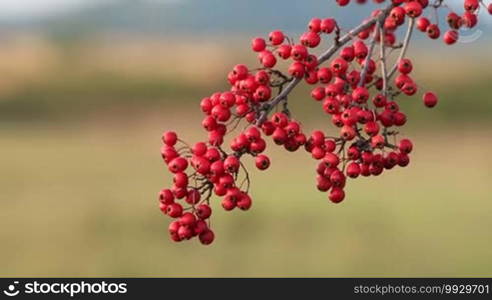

321,18,337,34
301,31,321,48
329,188,345,203
178,226,193,240
399,139,413,154
426,24,441,39
416,17,430,32
159,188,175,205
330,57,349,75
162,131,178,146
168,221,180,234
276,44,292,59
341,46,355,62
196,204,212,220
371,135,385,149
232,64,249,80
398,153,410,167
237,192,253,211
423,91,438,108
308,18,322,33
199,230,215,245
186,188,201,205
168,157,188,173
173,172,189,188
404,1,423,18
194,220,208,235
316,175,332,192
255,154,270,170
180,212,196,227
167,203,183,218
291,45,308,61
353,40,368,59
317,68,332,84
311,86,326,101
364,121,380,137
462,12,477,28
464,0,479,12
346,162,361,179
336,0,350,7
288,62,306,78
251,37,266,52
269,30,285,45
398,58,413,74
224,156,240,173
443,30,459,45
260,50,277,68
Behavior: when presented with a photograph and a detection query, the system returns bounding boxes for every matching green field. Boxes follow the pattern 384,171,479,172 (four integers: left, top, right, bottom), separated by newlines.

1,120,491,277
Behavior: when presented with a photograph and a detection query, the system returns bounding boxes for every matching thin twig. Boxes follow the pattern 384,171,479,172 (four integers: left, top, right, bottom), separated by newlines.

359,23,380,87
387,17,415,79
378,21,388,96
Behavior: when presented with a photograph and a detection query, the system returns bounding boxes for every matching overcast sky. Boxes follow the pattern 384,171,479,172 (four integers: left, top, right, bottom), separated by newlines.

0,0,101,19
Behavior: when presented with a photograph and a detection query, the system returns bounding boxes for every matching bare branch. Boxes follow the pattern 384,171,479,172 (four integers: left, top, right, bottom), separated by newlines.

359,23,380,87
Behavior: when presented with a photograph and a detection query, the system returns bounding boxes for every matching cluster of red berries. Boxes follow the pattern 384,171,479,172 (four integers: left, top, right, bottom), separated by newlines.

158,0,490,245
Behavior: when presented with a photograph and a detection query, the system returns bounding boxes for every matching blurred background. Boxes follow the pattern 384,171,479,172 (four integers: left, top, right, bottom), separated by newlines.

1,0,491,277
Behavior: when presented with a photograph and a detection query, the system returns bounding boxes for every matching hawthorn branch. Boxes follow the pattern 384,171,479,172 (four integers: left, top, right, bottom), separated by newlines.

378,22,388,95
256,4,394,125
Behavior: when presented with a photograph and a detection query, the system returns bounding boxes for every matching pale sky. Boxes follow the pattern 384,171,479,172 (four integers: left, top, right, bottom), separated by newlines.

0,0,489,21
0,0,101,19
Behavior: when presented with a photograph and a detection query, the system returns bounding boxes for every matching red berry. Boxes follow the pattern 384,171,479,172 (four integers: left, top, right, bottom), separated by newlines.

443,30,459,45
186,188,201,205
464,0,479,12
346,162,361,179
269,30,285,45
426,24,440,39
399,139,413,154
159,188,174,205
180,212,196,226
199,230,215,245
308,18,322,33
336,0,350,7
167,203,183,218
423,92,438,108
237,192,253,210
329,188,345,203
255,154,270,170
252,37,266,52
398,58,413,74
291,45,308,61
168,157,188,173
416,17,430,32
404,1,423,18
224,156,240,173
162,131,178,146
288,62,306,78
321,18,337,34
196,204,212,220
260,51,277,68
276,45,292,59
